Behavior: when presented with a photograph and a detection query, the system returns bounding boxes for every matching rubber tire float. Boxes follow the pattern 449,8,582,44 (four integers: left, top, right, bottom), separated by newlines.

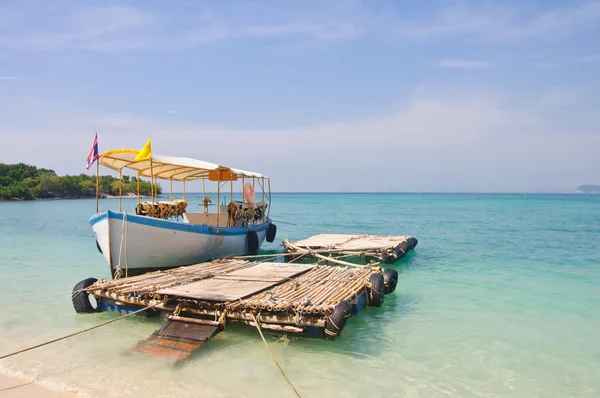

368,273,385,307
72,277,99,314
382,269,398,294
266,224,277,243
247,230,259,255
324,300,352,340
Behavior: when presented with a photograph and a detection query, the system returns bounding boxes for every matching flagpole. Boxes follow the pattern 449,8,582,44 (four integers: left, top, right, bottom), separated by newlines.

149,131,154,204
95,160,99,214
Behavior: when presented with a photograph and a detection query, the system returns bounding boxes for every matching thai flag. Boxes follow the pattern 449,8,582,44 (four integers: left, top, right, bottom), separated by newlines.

86,133,99,170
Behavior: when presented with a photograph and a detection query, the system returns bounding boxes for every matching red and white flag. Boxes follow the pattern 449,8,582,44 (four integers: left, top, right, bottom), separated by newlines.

86,133,99,170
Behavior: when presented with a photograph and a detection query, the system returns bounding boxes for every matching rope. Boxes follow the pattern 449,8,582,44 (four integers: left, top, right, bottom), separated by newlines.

251,313,301,398
270,218,363,235
0,303,158,360
114,211,127,279
0,287,88,308
124,211,129,278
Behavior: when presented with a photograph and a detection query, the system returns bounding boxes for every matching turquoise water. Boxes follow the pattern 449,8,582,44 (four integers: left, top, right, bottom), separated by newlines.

1,193,599,397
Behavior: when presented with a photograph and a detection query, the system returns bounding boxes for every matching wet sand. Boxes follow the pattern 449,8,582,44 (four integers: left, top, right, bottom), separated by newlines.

0,373,75,397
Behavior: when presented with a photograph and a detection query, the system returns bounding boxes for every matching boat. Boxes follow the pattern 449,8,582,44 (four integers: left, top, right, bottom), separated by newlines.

89,148,276,278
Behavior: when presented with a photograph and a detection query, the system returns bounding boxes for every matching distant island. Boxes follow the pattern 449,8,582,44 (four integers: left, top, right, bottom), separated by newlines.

574,185,600,194
0,162,161,200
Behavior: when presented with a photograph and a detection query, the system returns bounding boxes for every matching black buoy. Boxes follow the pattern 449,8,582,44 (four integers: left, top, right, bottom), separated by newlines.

266,224,277,243
247,230,259,255
368,273,385,307
72,278,99,314
382,269,398,294
324,300,352,340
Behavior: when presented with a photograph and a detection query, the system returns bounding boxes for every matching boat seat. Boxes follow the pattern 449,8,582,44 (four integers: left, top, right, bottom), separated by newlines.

136,200,188,219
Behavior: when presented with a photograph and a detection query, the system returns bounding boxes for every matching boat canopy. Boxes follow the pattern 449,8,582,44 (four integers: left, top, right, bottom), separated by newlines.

99,149,265,181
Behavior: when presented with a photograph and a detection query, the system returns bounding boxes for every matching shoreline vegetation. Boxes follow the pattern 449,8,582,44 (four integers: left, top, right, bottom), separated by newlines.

0,162,162,201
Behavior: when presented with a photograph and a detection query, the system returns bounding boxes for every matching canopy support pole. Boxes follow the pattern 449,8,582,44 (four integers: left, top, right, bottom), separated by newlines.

183,180,187,202
217,179,221,226
119,169,122,212
150,158,155,204
170,178,173,202
137,172,140,209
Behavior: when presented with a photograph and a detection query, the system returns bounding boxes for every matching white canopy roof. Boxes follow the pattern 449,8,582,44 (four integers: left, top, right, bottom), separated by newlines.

99,149,265,181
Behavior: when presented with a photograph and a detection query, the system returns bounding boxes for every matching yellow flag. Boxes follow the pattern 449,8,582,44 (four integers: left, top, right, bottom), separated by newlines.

134,139,152,161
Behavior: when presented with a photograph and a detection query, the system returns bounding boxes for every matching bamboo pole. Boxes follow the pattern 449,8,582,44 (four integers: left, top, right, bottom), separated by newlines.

233,247,363,260
284,241,370,268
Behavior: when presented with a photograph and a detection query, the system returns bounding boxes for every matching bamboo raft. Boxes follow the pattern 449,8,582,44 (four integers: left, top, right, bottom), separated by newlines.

78,258,398,361
283,233,418,264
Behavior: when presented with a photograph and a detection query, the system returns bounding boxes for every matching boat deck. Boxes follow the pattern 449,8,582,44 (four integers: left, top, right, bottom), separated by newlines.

87,258,392,361
283,233,418,264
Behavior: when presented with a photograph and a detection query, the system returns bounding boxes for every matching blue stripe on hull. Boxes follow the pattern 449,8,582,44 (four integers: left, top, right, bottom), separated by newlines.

89,210,270,236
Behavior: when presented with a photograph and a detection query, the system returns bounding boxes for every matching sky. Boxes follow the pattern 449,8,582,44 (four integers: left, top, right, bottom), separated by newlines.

0,0,599,192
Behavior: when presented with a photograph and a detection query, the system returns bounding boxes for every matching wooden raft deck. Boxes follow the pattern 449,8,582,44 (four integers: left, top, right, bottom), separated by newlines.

87,258,390,360
283,233,418,264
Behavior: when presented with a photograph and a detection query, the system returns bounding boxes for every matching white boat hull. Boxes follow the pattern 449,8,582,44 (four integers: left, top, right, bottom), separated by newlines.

90,211,269,277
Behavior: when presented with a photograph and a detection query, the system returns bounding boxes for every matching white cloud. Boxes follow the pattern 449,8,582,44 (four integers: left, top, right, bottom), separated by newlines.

392,2,600,43
579,54,600,62
0,6,153,52
0,75,18,80
167,110,180,115
535,62,555,69
428,60,491,69
539,86,582,107
1,90,598,192
180,21,362,47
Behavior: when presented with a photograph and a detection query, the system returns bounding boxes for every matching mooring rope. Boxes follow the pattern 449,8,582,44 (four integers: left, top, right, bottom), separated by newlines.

0,303,159,360
251,313,301,398
270,218,364,236
0,287,88,308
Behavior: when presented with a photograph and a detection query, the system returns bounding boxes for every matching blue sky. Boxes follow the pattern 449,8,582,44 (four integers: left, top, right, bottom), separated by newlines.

0,0,599,192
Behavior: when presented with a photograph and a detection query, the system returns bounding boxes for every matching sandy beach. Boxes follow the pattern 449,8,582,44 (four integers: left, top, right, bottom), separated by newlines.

0,373,75,397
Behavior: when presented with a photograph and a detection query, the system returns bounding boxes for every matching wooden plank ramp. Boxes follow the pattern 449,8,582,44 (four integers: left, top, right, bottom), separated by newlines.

283,233,418,264
136,320,221,361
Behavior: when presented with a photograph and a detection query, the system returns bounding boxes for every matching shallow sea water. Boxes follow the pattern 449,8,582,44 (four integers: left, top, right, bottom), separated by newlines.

1,193,599,397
